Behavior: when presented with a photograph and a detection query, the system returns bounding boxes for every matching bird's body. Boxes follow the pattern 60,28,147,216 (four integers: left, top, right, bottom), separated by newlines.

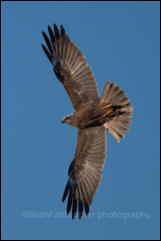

62,103,125,130
42,24,133,219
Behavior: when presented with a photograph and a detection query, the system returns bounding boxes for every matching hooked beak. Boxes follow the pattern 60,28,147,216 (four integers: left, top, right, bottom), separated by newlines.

61,118,65,123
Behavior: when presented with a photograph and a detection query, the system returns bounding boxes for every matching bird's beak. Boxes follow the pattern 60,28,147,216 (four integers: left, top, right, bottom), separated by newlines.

61,119,65,123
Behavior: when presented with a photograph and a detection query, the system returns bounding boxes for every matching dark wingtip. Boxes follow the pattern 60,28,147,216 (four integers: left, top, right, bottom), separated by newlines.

53,23,57,29
48,25,55,44
41,44,52,64
67,190,72,215
41,30,53,55
60,24,65,36
72,213,76,220
66,210,70,216
79,213,83,219
78,201,83,219
62,181,70,203
54,23,60,39
42,30,46,38
42,31,46,41
84,203,89,216
41,43,45,50
72,199,77,220
47,25,52,35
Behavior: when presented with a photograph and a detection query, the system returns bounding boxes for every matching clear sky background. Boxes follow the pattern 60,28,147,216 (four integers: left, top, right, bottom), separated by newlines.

1,1,160,240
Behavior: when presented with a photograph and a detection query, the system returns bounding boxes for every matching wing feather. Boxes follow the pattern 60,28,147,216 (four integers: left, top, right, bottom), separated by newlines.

62,126,107,219
42,24,100,111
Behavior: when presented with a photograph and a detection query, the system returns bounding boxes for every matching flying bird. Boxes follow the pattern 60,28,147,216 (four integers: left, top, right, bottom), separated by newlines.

41,24,133,219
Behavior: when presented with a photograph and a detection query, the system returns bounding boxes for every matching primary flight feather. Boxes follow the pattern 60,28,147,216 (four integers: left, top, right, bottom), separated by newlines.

42,24,133,219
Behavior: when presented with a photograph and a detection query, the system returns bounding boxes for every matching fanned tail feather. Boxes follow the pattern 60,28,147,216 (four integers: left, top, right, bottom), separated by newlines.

101,80,133,142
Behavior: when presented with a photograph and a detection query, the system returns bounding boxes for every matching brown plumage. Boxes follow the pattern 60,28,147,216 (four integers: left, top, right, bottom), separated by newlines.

42,24,133,219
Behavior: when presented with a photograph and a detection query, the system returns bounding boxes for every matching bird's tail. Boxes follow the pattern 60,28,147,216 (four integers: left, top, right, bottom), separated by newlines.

100,80,133,142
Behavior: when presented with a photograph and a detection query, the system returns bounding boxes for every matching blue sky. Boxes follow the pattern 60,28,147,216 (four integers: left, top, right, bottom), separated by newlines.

1,1,160,240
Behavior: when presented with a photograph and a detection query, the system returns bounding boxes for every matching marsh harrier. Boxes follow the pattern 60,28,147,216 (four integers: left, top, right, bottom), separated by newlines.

41,24,133,219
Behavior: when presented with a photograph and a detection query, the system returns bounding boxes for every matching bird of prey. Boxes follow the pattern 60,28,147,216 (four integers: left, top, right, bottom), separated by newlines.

41,24,133,219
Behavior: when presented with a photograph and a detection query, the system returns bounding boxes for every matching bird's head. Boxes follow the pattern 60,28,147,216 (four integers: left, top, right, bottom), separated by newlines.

61,114,75,126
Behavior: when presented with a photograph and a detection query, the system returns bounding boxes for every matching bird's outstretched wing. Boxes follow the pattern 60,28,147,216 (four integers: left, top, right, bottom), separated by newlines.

42,24,100,111
62,125,107,219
